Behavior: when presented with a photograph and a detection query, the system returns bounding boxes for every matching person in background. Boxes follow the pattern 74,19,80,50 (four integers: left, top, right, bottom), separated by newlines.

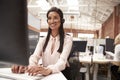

11,7,73,79
111,33,120,80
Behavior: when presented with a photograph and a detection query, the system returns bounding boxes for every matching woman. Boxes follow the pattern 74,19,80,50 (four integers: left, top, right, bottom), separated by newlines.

11,7,73,78
111,33,120,80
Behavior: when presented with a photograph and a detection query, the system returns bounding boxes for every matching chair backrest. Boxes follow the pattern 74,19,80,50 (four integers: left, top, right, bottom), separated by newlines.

68,43,75,60
68,42,81,80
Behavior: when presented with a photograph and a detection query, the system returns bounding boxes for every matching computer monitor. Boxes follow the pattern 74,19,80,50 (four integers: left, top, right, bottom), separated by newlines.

0,0,30,65
105,38,115,53
73,41,87,52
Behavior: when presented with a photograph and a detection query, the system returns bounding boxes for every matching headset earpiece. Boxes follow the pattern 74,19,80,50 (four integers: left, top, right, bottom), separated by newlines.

61,19,65,23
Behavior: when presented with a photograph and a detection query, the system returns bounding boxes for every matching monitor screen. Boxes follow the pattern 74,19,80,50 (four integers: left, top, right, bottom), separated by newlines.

73,41,87,52
0,0,30,65
105,38,115,53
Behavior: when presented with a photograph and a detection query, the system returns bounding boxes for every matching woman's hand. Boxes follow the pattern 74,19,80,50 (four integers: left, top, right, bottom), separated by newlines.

38,68,52,76
11,65,27,74
27,65,52,76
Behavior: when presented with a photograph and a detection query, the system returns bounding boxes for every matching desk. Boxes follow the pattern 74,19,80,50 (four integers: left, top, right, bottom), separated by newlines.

92,54,112,80
0,68,67,80
79,53,112,80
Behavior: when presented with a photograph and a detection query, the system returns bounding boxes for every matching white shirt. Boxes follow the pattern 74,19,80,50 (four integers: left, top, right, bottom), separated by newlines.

29,34,73,73
114,44,120,61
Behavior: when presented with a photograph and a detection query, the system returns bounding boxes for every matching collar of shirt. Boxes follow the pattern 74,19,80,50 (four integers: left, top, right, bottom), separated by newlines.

50,34,60,41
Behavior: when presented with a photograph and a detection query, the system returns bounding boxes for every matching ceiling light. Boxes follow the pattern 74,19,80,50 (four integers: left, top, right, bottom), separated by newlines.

36,0,50,10
67,0,79,10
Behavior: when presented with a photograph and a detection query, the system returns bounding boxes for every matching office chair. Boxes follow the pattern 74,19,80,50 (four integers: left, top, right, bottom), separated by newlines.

68,43,87,80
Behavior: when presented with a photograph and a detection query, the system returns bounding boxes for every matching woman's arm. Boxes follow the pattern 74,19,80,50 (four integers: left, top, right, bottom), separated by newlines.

11,38,45,74
29,37,45,66
114,44,120,61
26,37,51,76
111,44,120,66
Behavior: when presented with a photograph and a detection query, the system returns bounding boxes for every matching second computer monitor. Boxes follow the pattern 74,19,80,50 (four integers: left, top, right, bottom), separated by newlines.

73,41,87,52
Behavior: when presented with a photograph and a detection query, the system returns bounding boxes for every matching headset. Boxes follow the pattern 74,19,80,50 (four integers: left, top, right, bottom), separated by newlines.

61,18,65,23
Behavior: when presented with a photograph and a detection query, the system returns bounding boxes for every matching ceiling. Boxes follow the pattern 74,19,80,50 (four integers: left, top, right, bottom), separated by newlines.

27,0,120,31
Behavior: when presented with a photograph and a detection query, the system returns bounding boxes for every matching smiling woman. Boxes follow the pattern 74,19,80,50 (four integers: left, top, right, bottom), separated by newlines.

11,7,73,80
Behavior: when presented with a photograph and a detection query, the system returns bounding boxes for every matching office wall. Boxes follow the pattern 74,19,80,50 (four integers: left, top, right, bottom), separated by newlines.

102,13,114,38
28,12,40,30
100,4,120,39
